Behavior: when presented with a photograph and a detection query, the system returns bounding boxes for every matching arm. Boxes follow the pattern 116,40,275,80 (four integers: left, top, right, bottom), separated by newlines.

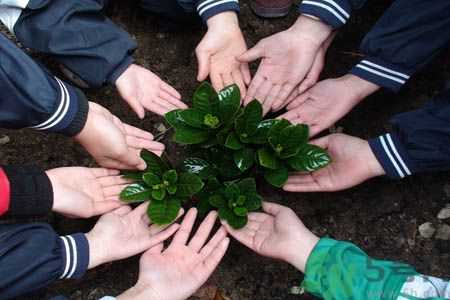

0,223,89,300
9,0,137,88
194,0,240,22
350,0,450,92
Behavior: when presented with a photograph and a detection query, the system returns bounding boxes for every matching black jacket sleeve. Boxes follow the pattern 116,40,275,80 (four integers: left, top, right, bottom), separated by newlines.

350,0,450,91
369,88,450,179
0,223,89,300
0,33,88,136
12,0,137,87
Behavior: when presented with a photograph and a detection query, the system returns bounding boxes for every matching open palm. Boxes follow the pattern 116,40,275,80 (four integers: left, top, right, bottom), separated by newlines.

283,134,385,192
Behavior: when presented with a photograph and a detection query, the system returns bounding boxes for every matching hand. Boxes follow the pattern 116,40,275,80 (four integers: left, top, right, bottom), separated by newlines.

74,102,164,170
46,167,128,218
240,15,332,115
118,209,230,300
196,12,251,98
86,203,183,269
280,75,380,137
223,202,318,273
116,64,187,118
283,134,385,192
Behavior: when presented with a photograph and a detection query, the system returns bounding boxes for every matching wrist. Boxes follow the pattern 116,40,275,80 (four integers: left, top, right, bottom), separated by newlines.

85,231,108,269
206,11,239,33
117,284,162,300
287,232,320,273
290,14,333,46
341,74,380,104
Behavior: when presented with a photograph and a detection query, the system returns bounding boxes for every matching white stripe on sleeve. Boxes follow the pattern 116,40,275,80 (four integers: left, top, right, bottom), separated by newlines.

380,135,405,178
301,1,347,24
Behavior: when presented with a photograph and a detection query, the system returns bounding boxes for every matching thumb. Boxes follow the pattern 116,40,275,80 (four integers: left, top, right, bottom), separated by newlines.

196,49,211,81
238,43,264,63
117,150,147,170
309,135,331,149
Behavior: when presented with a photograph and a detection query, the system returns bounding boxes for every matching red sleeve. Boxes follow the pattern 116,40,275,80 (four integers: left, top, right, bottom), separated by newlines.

0,168,11,215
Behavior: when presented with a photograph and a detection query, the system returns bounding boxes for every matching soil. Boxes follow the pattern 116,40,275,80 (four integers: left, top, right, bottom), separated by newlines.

1,0,450,299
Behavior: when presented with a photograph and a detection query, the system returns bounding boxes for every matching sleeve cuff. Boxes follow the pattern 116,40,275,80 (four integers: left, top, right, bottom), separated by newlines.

350,57,412,92
28,78,88,137
59,233,90,280
196,0,240,22
1,165,53,217
298,0,350,28
109,55,134,86
369,133,415,179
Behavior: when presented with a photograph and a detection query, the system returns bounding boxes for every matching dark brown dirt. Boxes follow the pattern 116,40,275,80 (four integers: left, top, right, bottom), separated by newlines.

1,0,450,299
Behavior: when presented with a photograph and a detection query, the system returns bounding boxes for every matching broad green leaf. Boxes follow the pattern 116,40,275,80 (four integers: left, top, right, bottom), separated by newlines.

287,144,331,172
245,119,280,144
216,123,234,145
236,195,246,206
143,172,161,187
165,109,186,129
209,194,226,208
163,170,178,184
225,132,244,150
269,124,309,158
197,196,214,216
178,109,207,129
234,207,248,217
212,84,241,122
257,148,280,170
193,82,216,113
167,185,177,195
233,148,255,172
152,188,166,201
173,126,210,145
141,149,169,176
264,164,289,188
244,194,262,211
224,183,240,201
182,158,215,179
148,198,181,225
176,173,204,198
237,178,257,195
235,100,263,140
121,170,143,181
208,147,242,179
268,119,291,141
204,177,222,192
120,183,151,203
219,207,248,229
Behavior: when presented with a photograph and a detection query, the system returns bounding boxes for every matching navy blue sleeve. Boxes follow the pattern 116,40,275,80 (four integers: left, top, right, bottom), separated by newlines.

0,223,89,300
0,33,88,136
298,0,367,29
194,0,240,22
369,88,450,179
12,0,137,87
350,0,450,92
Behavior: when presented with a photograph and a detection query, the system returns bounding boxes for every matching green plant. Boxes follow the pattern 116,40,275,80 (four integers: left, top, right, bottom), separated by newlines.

120,82,331,229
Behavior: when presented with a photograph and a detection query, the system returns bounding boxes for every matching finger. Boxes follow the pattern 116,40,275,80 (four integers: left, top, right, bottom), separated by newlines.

286,93,310,110
232,70,247,100
145,102,171,116
221,221,254,248
201,238,230,274
283,181,324,192
159,89,188,109
103,184,130,198
284,89,300,108
188,211,218,252
244,74,265,105
127,136,165,152
123,124,154,140
199,226,227,259
92,200,123,215
196,49,210,81
309,123,326,138
309,135,330,149
131,202,150,219
97,158,144,171
238,44,264,63
112,205,132,216
126,98,146,120
278,109,302,123
160,81,182,99
262,201,284,216
155,99,179,112
248,212,270,223
254,80,274,115
271,83,294,112
91,168,120,178
221,72,234,88
148,223,181,247
265,84,282,114
149,208,185,234
240,63,252,85
211,71,224,92
171,208,197,246
98,175,132,187
298,62,322,95
285,174,315,184
115,151,147,171
147,243,164,254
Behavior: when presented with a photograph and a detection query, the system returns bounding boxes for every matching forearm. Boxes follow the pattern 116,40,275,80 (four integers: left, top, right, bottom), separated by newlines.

12,0,137,87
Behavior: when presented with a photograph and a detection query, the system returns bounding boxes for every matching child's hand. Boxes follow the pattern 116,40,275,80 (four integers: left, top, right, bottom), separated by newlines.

86,203,183,269
223,202,319,272
117,209,230,300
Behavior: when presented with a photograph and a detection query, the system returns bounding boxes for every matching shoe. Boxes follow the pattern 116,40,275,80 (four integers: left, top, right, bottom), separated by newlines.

250,0,294,18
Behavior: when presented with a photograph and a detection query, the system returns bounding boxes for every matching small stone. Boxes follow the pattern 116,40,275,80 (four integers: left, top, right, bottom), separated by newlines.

418,222,436,238
0,135,9,145
437,205,450,220
289,286,305,295
435,224,450,241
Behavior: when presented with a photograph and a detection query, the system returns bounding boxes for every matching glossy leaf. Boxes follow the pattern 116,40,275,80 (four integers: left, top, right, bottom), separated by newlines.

287,144,332,172
148,198,181,225
235,100,263,140
208,147,242,179
233,148,255,172
143,172,161,187
178,109,206,129
244,194,262,211
193,82,216,113
233,206,248,217
152,188,166,201
173,126,210,145
267,119,291,140
167,185,177,195
121,170,143,181
176,173,204,198
163,170,178,184
224,183,240,201
264,164,289,187
245,119,279,144
225,132,243,150
165,109,186,129
237,178,257,195
209,194,226,208
197,196,214,216
141,149,168,176
257,148,279,170
182,158,216,179
219,206,248,229
269,124,309,158
212,84,241,122
120,183,151,203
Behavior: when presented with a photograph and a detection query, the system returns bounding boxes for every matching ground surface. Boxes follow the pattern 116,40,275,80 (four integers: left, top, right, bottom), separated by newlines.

1,0,450,299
